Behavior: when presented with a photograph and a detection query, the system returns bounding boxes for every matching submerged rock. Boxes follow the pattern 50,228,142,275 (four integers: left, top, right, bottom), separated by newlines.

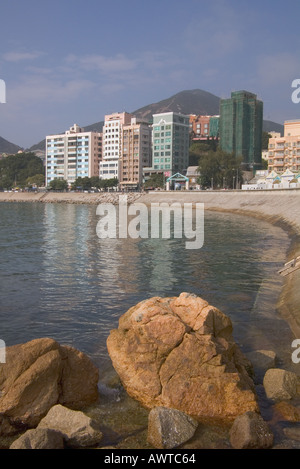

263,368,298,401
107,292,259,424
0,338,99,434
147,406,198,449
246,350,277,377
229,411,273,449
10,428,64,450
38,404,103,448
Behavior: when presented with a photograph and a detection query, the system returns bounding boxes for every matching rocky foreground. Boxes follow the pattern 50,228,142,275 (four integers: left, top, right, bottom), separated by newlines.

1,293,300,449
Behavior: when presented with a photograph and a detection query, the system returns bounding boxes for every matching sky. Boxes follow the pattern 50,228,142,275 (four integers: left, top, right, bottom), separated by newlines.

0,0,300,149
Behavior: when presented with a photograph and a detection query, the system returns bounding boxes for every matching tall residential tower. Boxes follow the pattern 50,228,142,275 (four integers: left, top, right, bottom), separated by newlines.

151,112,190,174
100,112,134,180
219,90,263,169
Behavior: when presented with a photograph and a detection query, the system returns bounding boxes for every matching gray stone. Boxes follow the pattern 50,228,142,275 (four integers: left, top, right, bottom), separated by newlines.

246,350,276,373
147,406,198,449
263,368,298,401
229,411,274,449
10,428,64,449
38,404,103,448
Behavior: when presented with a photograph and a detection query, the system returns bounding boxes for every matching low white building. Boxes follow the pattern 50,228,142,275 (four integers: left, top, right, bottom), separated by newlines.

242,169,300,190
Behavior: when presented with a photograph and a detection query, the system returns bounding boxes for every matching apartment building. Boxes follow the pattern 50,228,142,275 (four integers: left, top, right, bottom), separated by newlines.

219,90,263,169
100,112,133,180
119,117,152,190
145,112,189,178
268,120,300,173
189,115,210,139
46,124,102,186
189,114,220,141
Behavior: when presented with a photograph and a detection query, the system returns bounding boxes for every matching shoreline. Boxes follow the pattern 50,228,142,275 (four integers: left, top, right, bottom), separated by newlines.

2,188,300,341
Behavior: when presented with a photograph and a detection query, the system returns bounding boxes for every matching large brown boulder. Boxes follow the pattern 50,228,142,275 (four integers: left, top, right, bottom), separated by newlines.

0,338,99,434
107,293,259,424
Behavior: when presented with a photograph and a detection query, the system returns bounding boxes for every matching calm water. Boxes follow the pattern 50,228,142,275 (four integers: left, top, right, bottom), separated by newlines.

0,201,295,372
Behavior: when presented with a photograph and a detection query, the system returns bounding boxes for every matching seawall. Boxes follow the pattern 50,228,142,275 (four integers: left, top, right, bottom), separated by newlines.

2,189,300,235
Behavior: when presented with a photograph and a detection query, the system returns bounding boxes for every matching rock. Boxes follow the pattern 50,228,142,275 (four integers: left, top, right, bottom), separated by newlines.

147,407,198,449
229,411,274,449
0,338,99,434
38,404,103,448
107,293,259,424
58,344,99,409
263,368,298,401
273,401,300,422
246,350,276,375
10,428,64,449
283,426,300,441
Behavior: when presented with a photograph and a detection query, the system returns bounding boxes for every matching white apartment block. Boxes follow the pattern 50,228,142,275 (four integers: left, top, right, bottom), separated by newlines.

46,124,102,186
100,112,133,180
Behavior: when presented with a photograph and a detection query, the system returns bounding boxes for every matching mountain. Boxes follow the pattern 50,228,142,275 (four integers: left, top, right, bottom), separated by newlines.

0,136,22,154
262,120,284,135
134,89,221,122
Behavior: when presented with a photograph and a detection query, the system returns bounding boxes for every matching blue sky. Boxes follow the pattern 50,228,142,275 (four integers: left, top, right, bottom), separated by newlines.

0,0,300,148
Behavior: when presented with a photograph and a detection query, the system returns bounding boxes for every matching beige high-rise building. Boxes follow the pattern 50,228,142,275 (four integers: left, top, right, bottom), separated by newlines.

119,117,152,190
268,120,300,173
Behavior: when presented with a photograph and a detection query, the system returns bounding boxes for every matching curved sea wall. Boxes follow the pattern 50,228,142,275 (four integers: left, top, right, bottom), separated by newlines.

139,189,300,240
1,189,300,236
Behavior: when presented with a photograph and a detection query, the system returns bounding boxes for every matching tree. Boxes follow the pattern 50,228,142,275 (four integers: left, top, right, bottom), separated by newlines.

104,177,118,188
144,173,164,189
26,174,45,187
262,131,272,150
189,142,212,166
90,176,101,189
0,152,44,188
49,179,68,191
197,149,243,189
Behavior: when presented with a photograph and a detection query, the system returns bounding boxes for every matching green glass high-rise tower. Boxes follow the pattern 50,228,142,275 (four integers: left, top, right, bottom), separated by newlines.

219,90,263,169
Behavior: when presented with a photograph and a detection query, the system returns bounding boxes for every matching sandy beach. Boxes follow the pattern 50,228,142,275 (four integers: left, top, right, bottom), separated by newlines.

1,188,300,341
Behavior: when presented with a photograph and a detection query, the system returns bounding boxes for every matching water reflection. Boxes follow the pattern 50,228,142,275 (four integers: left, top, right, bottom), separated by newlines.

0,202,294,370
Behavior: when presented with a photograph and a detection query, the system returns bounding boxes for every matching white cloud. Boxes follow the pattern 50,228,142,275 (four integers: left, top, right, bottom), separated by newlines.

9,75,96,105
66,53,137,74
3,51,44,62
